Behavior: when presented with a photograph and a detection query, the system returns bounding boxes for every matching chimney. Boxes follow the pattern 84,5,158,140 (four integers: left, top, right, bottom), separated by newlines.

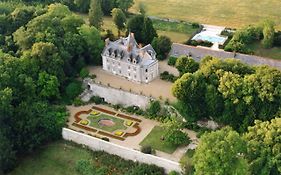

105,38,110,46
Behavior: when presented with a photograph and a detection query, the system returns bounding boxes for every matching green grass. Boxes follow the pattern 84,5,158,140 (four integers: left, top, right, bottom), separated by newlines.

9,141,92,175
140,126,178,154
248,42,281,60
152,19,198,34
88,113,127,132
9,141,162,175
131,0,281,29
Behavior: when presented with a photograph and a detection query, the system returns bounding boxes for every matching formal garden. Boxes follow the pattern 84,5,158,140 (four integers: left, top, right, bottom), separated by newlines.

71,106,142,140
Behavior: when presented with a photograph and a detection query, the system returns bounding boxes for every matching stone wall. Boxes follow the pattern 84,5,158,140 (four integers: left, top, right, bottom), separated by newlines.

81,78,152,109
62,128,182,173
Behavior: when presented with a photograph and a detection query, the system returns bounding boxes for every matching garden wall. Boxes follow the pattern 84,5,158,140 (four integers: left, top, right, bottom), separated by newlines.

81,78,151,109
62,128,182,174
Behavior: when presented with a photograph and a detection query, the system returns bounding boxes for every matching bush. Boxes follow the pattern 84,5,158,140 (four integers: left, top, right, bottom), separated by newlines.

141,145,153,154
90,96,104,104
160,71,177,82
73,97,84,106
64,80,82,103
147,100,161,117
191,22,200,28
101,137,109,142
168,170,180,175
75,159,94,175
125,164,165,175
168,56,177,66
165,130,190,146
187,39,213,47
80,68,90,78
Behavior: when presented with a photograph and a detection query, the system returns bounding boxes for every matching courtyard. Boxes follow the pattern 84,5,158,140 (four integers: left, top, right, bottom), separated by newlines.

87,60,179,102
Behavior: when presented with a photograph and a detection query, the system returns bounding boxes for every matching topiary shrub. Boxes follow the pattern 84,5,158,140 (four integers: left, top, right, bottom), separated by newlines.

141,145,153,154
80,68,90,78
168,56,177,66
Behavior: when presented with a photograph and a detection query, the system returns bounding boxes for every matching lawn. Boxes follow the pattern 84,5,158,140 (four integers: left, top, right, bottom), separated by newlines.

9,141,162,175
140,126,178,154
131,0,281,29
248,42,281,60
88,113,127,132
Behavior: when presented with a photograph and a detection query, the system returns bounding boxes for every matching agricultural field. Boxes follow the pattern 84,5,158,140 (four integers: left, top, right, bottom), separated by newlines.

131,0,281,29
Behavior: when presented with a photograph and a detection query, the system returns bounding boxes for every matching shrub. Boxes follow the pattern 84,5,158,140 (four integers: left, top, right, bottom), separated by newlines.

125,164,165,175
64,80,82,103
73,97,84,106
101,137,109,142
160,71,177,82
168,170,180,175
191,22,200,28
147,100,161,117
168,56,177,66
187,39,213,47
80,68,90,78
90,96,104,104
75,159,94,175
141,145,153,154
165,130,190,146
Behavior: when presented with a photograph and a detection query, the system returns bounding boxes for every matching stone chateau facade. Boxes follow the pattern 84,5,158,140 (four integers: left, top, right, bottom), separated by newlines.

102,33,159,83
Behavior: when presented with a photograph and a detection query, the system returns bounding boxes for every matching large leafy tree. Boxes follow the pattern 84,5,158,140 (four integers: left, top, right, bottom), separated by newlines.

127,15,157,44
172,56,281,131
151,35,172,60
193,127,249,175
116,0,134,13
243,118,281,175
89,0,103,29
175,56,199,75
111,8,126,36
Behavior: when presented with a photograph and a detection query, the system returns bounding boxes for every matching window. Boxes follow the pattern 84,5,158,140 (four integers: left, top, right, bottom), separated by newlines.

145,69,148,72
119,70,121,74
134,75,136,79
128,66,130,69
146,77,148,80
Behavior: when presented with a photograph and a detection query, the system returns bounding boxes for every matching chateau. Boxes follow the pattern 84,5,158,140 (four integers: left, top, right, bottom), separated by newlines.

102,33,159,83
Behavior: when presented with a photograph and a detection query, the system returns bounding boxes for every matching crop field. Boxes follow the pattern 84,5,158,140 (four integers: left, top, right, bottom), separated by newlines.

131,0,281,29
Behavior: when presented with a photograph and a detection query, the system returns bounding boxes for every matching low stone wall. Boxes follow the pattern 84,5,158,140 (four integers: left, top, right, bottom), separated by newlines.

62,128,182,174
81,78,151,109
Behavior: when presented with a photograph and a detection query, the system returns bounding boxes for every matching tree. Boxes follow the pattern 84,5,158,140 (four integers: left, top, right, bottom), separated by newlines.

138,2,146,15
175,56,199,75
127,15,157,44
79,24,104,65
262,20,275,48
147,100,161,117
116,0,134,13
89,0,103,29
101,0,117,16
111,8,126,36
151,36,172,60
193,127,249,175
37,71,60,100
243,118,281,175
162,117,190,145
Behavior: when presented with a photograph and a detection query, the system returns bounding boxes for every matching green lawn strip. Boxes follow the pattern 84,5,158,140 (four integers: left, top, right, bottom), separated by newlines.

88,113,127,133
140,126,178,154
9,141,149,175
152,19,198,34
248,42,281,60
9,141,91,175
